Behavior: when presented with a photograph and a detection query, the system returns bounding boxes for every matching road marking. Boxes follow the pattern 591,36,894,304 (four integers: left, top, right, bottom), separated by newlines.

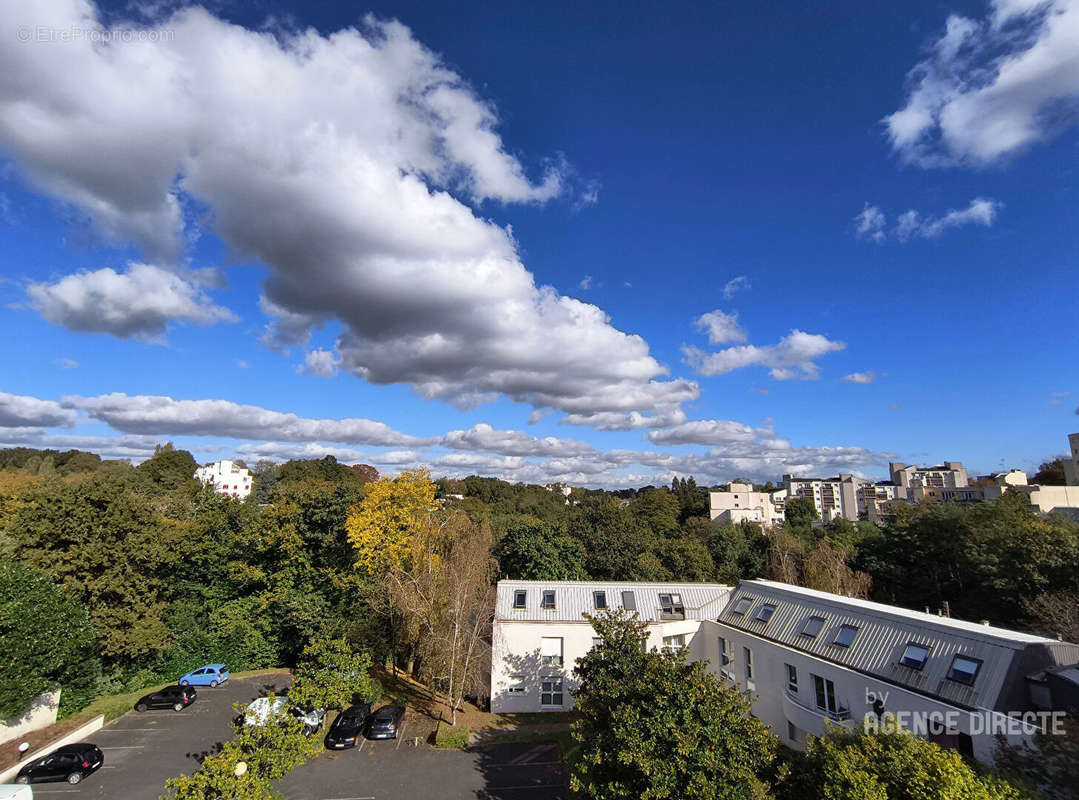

100,745,145,749
395,726,405,750
357,737,366,752
98,727,160,731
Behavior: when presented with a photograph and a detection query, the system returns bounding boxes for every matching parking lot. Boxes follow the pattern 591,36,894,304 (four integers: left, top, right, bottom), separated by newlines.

25,674,290,799
21,674,565,800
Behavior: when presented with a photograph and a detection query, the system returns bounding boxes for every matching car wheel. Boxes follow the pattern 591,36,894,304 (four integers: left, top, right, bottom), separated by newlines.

209,680,218,688
67,773,83,785
15,775,28,785
181,680,190,686
136,702,148,712
173,702,184,712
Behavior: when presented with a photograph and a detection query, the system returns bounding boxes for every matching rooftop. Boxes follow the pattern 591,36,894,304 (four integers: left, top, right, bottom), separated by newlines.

495,580,732,624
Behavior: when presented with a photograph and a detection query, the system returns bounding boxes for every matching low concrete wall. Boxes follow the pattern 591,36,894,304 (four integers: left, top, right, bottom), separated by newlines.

0,714,104,784
0,692,61,747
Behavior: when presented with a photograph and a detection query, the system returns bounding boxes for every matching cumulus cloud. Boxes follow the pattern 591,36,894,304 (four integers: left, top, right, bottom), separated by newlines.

55,358,79,370
693,309,748,345
26,262,236,342
843,371,877,384
647,419,775,446
441,422,596,458
0,1,694,425
885,0,1079,166
0,391,77,428
854,204,886,241
683,330,846,380
722,276,750,300
297,348,340,378
64,392,433,446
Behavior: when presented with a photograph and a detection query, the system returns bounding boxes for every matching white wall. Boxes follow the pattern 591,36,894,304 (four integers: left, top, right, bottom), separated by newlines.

0,690,60,746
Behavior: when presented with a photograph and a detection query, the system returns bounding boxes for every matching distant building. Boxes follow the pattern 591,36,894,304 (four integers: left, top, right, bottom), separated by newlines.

890,461,969,493
195,459,252,499
709,482,786,527
1063,433,1079,486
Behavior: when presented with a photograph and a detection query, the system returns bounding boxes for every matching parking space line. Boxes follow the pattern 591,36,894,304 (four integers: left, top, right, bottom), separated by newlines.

100,745,145,749
357,737,366,752
395,726,405,750
98,727,160,731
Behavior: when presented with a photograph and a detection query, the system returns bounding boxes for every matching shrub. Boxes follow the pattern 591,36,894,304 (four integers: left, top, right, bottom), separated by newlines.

435,723,470,749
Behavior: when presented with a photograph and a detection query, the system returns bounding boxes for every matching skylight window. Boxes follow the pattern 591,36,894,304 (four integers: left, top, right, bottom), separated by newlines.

541,590,556,609
622,591,637,611
731,597,753,615
593,591,607,609
947,655,982,686
832,625,858,648
899,643,930,670
659,593,685,619
800,616,826,638
513,590,526,609
755,604,776,623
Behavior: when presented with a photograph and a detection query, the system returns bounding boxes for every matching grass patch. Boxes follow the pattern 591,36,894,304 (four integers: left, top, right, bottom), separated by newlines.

435,722,470,749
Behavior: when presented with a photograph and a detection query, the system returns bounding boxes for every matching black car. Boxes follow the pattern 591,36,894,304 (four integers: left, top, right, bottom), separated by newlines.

16,742,103,785
365,704,405,740
135,684,197,712
325,703,371,749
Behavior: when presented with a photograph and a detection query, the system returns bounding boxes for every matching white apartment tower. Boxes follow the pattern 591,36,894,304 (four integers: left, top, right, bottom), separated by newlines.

194,459,252,499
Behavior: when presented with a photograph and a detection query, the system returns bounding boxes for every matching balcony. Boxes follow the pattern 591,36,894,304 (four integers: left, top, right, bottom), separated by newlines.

781,688,854,739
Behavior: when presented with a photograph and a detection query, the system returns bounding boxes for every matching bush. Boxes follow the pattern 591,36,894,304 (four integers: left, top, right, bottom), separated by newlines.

435,723,470,749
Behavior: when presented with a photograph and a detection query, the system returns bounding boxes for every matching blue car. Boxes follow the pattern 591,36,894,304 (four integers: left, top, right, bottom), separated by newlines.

178,664,230,687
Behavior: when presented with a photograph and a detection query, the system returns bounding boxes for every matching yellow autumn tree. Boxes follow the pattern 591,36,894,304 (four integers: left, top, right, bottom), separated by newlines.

345,469,436,578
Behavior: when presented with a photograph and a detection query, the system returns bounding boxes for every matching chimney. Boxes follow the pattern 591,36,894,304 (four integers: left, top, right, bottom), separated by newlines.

981,620,990,626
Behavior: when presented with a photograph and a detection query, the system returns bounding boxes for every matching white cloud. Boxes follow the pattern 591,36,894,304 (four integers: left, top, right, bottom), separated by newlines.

1049,391,1067,406
64,392,433,447
0,1,694,426
441,423,596,458
885,0,1079,166
297,348,340,378
237,360,250,369
683,330,846,380
578,275,593,290
693,309,748,345
55,358,78,370
0,391,77,428
647,419,775,446
843,371,877,384
854,204,886,242
26,262,236,342
722,275,750,300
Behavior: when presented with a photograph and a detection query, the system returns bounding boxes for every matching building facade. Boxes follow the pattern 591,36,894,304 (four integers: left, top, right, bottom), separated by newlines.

491,578,1079,767
1063,433,1079,486
194,459,252,499
709,482,786,527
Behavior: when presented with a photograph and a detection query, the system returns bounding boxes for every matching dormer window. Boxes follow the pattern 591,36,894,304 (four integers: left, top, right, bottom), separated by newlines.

755,604,776,623
593,591,607,610
731,597,753,615
947,654,982,686
832,625,858,648
622,591,637,611
513,590,527,609
659,593,685,619
899,642,930,670
801,616,826,638
541,590,556,609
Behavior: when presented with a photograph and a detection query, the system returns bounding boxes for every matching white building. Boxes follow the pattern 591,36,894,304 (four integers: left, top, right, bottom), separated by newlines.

491,578,1079,767
890,460,969,493
194,459,252,499
490,580,732,713
709,482,786,527
1062,433,1079,486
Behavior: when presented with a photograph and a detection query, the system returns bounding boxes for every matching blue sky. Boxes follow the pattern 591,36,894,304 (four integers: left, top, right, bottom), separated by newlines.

0,0,1076,486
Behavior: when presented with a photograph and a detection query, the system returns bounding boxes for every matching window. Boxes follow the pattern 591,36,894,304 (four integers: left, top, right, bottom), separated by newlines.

662,633,686,651
899,643,931,670
719,636,731,666
513,590,527,609
622,591,637,611
787,721,799,742
731,597,753,615
813,674,838,714
947,655,982,686
507,675,525,694
743,647,754,680
659,593,685,619
755,604,777,623
833,625,858,648
593,591,607,609
800,616,826,638
786,663,798,692
541,590,556,609
540,637,563,666
541,677,563,707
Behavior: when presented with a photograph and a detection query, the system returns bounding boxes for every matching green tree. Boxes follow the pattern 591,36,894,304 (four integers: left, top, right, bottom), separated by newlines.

778,722,1031,800
137,444,199,494
1031,458,1067,486
0,561,97,718
708,522,767,584
571,610,776,800
630,488,681,538
640,536,715,582
289,635,380,712
567,500,653,580
784,496,819,534
493,522,588,580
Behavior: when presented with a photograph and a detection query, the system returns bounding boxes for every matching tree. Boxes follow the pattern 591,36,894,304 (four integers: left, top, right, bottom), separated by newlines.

630,488,681,538
349,464,379,483
567,500,653,579
801,539,871,598
1031,458,1067,486
289,635,380,712
996,716,1079,800
570,610,776,800
777,722,1030,800
672,477,709,521
346,469,436,577
137,445,199,493
493,522,587,580
784,496,819,533
640,536,715,582
0,561,97,719
708,522,767,584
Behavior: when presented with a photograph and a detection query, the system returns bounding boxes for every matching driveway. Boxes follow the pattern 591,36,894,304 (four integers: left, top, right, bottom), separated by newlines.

277,740,566,800
25,674,290,799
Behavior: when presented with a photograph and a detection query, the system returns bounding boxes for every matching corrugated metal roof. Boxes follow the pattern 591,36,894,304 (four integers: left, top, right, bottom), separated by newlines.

496,580,732,623
718,580,1067,709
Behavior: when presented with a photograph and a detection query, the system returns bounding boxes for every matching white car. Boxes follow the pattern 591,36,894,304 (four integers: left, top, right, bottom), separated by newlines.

243,697,324,735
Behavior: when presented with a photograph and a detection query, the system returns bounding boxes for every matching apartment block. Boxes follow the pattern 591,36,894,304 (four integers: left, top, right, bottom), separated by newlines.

709,482,787,527
194,459,252,499
1064,433,1079,486
890,460,969,493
